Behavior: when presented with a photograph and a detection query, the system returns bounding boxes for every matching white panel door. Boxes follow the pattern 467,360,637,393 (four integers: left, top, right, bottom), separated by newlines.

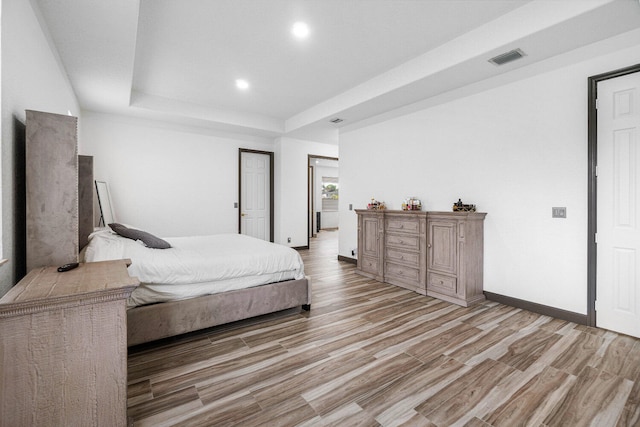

240,151,270,241
597,71,640,337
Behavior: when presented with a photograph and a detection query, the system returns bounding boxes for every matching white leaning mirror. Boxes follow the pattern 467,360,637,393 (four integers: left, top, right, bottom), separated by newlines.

95,180,115,226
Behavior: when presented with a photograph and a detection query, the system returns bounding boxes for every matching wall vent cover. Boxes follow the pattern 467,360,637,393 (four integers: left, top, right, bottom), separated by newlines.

329,117,344,124
489,48,526,66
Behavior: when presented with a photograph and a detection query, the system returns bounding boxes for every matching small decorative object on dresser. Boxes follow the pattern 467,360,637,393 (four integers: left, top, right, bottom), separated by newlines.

355,209,486,307
452,198,476,212
367,198,386,210
402,197,422,211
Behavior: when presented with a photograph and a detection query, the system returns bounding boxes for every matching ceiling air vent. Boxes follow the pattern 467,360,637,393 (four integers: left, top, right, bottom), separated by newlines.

488,48,526,66
329,118,344,124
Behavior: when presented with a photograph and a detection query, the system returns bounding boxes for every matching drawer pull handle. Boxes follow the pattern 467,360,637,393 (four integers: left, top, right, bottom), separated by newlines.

439,280,444,284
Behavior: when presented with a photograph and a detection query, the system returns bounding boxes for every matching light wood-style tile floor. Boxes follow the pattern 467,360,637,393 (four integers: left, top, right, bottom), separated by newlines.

127,230,640,426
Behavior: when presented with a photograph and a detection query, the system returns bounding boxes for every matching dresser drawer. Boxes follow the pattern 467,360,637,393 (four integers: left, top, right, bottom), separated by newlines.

385,248,420,267
359,256,380,275
428,272,457,294
386,217,420,234
386,262,421,283
386,233,420,251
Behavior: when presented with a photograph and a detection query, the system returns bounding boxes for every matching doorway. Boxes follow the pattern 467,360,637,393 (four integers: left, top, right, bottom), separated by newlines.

588,63,640,337
307,155,339,248
239,149,274,242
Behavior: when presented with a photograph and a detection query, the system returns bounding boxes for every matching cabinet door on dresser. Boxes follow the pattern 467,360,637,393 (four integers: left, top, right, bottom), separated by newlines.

427,212,486,307
384,213,427,295
356,210,384,281
427,219,457,275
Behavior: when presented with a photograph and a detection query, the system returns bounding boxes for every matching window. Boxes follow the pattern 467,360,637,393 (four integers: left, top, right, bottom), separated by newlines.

322,177,338,211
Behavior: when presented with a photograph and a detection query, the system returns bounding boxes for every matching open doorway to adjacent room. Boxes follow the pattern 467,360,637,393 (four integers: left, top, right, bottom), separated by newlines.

307,155,339,248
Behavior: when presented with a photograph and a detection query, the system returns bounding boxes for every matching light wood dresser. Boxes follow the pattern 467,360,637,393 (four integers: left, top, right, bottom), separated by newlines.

0,260,139,427
356,210,486,306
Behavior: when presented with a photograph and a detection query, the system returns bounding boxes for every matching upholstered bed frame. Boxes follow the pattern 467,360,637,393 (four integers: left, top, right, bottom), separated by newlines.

127,277,311,346
76,167,311,347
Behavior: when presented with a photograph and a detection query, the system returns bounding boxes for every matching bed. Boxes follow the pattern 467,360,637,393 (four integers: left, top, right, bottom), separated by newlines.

82,226,311,346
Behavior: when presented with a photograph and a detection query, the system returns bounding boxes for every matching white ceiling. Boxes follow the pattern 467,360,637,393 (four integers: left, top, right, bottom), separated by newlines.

33,0,640,143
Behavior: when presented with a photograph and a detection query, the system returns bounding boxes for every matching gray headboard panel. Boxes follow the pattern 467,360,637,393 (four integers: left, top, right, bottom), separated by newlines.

78,155,94,250
25,110,78,270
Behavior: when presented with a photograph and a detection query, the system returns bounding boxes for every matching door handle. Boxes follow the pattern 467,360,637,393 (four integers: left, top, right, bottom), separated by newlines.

241,213,246,217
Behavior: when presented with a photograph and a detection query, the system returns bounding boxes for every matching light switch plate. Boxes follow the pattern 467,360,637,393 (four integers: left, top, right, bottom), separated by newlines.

552,207,566,218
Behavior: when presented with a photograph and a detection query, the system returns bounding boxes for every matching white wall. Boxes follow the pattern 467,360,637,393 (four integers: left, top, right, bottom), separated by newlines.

80,112,277,238
339,43,640,316
1,0,80,293
275,137,338,247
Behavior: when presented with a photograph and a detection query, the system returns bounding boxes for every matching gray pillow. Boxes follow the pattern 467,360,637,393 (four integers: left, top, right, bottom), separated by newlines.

108,223,172,249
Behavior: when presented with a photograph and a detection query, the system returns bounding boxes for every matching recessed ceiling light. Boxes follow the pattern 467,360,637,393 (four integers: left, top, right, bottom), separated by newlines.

235,79,250,90
291,22,310,39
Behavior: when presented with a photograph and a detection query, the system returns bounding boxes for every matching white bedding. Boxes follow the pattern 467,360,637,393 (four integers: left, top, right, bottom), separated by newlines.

82,229,305,308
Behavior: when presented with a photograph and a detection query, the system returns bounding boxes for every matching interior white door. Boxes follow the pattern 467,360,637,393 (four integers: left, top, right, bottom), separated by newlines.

596,71,640,338
240,151,270,241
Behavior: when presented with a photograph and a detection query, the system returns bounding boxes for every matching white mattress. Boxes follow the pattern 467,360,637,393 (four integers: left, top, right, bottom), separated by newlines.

82,229,305,308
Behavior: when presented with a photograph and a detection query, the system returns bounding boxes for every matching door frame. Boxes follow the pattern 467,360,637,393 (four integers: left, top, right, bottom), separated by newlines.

238,148,274,242
309,164,315,240
587,63,640,327
307,154,339,248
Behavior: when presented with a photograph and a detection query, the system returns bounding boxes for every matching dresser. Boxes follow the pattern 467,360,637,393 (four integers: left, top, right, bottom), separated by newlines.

0,260,139,427
356,210,486,306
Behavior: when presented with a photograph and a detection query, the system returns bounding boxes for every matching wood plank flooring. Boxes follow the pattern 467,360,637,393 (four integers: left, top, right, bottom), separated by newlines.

127,230,640,426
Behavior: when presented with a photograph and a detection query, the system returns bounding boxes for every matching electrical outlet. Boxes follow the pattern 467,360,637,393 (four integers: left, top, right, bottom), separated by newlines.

287,237,291,243
552,207,567,218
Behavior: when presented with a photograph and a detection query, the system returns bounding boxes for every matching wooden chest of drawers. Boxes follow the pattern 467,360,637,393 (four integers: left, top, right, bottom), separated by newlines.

356,210,486,306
